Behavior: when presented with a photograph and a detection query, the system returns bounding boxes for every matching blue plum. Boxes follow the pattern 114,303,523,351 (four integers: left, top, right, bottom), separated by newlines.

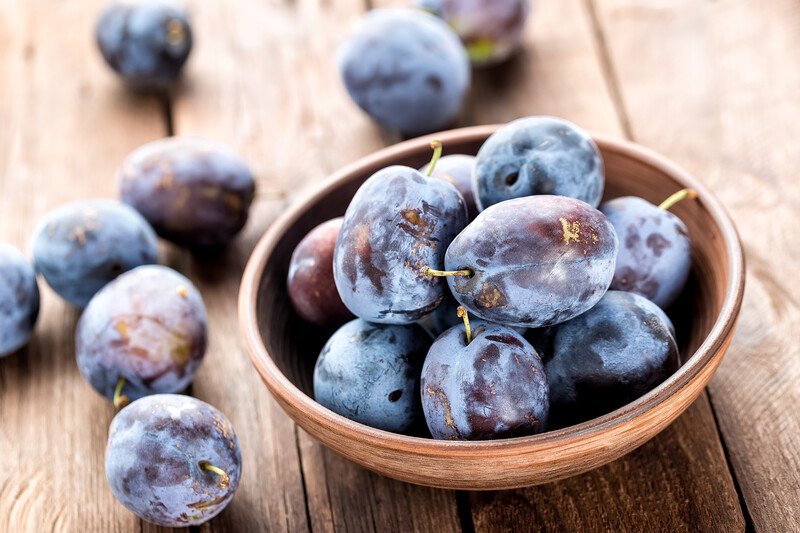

421,320,548,440
545,290,679,426
76,265,207,405
106,394,241,526
338,8,470,135
419,294,525,338
313,319,430,433
32,199,158,308
0,244,39,357
96,0,192,90
474,116,604,211
419,154,479,220
600,191,694,309
416,0,530,66
333,151,468,324
119,137,256,248
442,195,618,327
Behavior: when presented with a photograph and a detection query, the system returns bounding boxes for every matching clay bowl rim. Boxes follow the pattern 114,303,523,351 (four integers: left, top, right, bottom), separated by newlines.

239,124,745,458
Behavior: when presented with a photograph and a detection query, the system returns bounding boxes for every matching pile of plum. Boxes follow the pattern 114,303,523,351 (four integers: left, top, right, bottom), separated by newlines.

288,116,695,439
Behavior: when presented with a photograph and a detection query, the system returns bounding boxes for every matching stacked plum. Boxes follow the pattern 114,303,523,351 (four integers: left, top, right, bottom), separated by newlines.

288,116,697,440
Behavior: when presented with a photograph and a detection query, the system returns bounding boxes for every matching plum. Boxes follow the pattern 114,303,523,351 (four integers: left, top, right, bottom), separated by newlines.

419,154,479,220
338,8,470,135
31,199,158,308
546,290,679,426
119,137,256,248
438,195,618,327
421,310,548,440
313,319,430,433
76,265,207,406
600,189,695,309
287,218,353,327
0,244,39,357
474,116,604,211
96,0,192,90
416,0,530,66
419,294,525,338
106,394,241,526
333,142,468,324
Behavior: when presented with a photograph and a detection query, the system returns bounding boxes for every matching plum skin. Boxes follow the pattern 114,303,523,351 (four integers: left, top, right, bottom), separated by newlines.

421,323,548,440
338,8,470,135
105,394,242,527
601,196,692,309
31,199,159,308
545,290,679,426
287,218,353,327
76,265,207,403
473,116,604,211
420,154,479,221
0,244,39,357
119,137,256,248
333,165,467,324
445,195,618,327
96,0,192,90
313,319,430,433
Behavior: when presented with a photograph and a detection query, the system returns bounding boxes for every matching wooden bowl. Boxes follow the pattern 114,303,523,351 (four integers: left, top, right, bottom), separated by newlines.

239,126,745,490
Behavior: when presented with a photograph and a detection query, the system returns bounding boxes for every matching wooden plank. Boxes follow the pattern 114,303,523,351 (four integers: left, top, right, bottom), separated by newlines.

0,1,166,531
592,0,800,528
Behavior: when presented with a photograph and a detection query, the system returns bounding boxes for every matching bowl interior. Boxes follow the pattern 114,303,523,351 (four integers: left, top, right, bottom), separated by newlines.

254,132,731,427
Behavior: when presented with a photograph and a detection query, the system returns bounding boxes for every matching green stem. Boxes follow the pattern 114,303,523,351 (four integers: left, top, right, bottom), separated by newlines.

423,266,473,278
425,140,443,177
113,377,129,410
659,188,698,210
457,306,472,344
199,461,230,489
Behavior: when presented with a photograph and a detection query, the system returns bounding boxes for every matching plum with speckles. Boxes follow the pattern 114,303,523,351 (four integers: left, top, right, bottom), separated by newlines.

600,196,692,309
420,154,479,220
76,265,207,403
415,0,530,66
119,137,256,248
0,244,39,357
333,164,467,324
313,319,430,433
32,199,158,308
444,195,618,327
338,8,470,135
106,394,241,527
546,290,679,426
474,116,604,211
287,218,353,327
421,323,548,440
96,0,192,90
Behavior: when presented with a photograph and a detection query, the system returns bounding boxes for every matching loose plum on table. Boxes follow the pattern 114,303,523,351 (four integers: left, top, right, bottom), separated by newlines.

0,244,39,358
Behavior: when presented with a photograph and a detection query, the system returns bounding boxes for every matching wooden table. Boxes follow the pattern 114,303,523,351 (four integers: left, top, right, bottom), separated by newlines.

1,0,797,531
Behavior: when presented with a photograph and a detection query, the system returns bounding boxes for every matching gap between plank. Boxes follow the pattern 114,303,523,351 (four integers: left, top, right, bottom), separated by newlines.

293,425,316,532
161,92,175,137
455,491,475,533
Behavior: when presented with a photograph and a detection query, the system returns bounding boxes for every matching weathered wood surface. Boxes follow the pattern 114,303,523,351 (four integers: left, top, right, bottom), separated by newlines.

0,0,794,530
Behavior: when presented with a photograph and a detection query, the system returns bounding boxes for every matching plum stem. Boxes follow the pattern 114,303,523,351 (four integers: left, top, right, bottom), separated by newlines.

113,377,129,410
423,266,473,278
425,140,443,177
199,461,230,489
457,306,472,344
659,188,698,211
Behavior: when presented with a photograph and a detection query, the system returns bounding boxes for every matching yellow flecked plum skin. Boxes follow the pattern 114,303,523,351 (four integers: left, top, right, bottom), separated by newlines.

444,195,618,328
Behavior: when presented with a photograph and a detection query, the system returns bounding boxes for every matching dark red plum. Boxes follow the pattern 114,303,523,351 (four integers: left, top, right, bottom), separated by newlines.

76,265,207,405
474,116,604,211
313,319,430,433
415,0,530,66
287,218,353,327
600,190,695,309
106,394,241,526
96,0,192,90
545,290,679,426
420,154,479,220
333,149,468,324
442,195,618,327
338,8,470,135
119,137,256,249
421,319,548,440
32,199,158,308
0,244,39,357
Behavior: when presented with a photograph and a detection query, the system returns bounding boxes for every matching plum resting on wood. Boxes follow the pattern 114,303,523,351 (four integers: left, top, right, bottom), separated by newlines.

0,244,39,357
105,394,241,526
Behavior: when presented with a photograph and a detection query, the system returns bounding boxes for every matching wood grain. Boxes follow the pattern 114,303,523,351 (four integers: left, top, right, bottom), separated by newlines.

591,0,800,529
